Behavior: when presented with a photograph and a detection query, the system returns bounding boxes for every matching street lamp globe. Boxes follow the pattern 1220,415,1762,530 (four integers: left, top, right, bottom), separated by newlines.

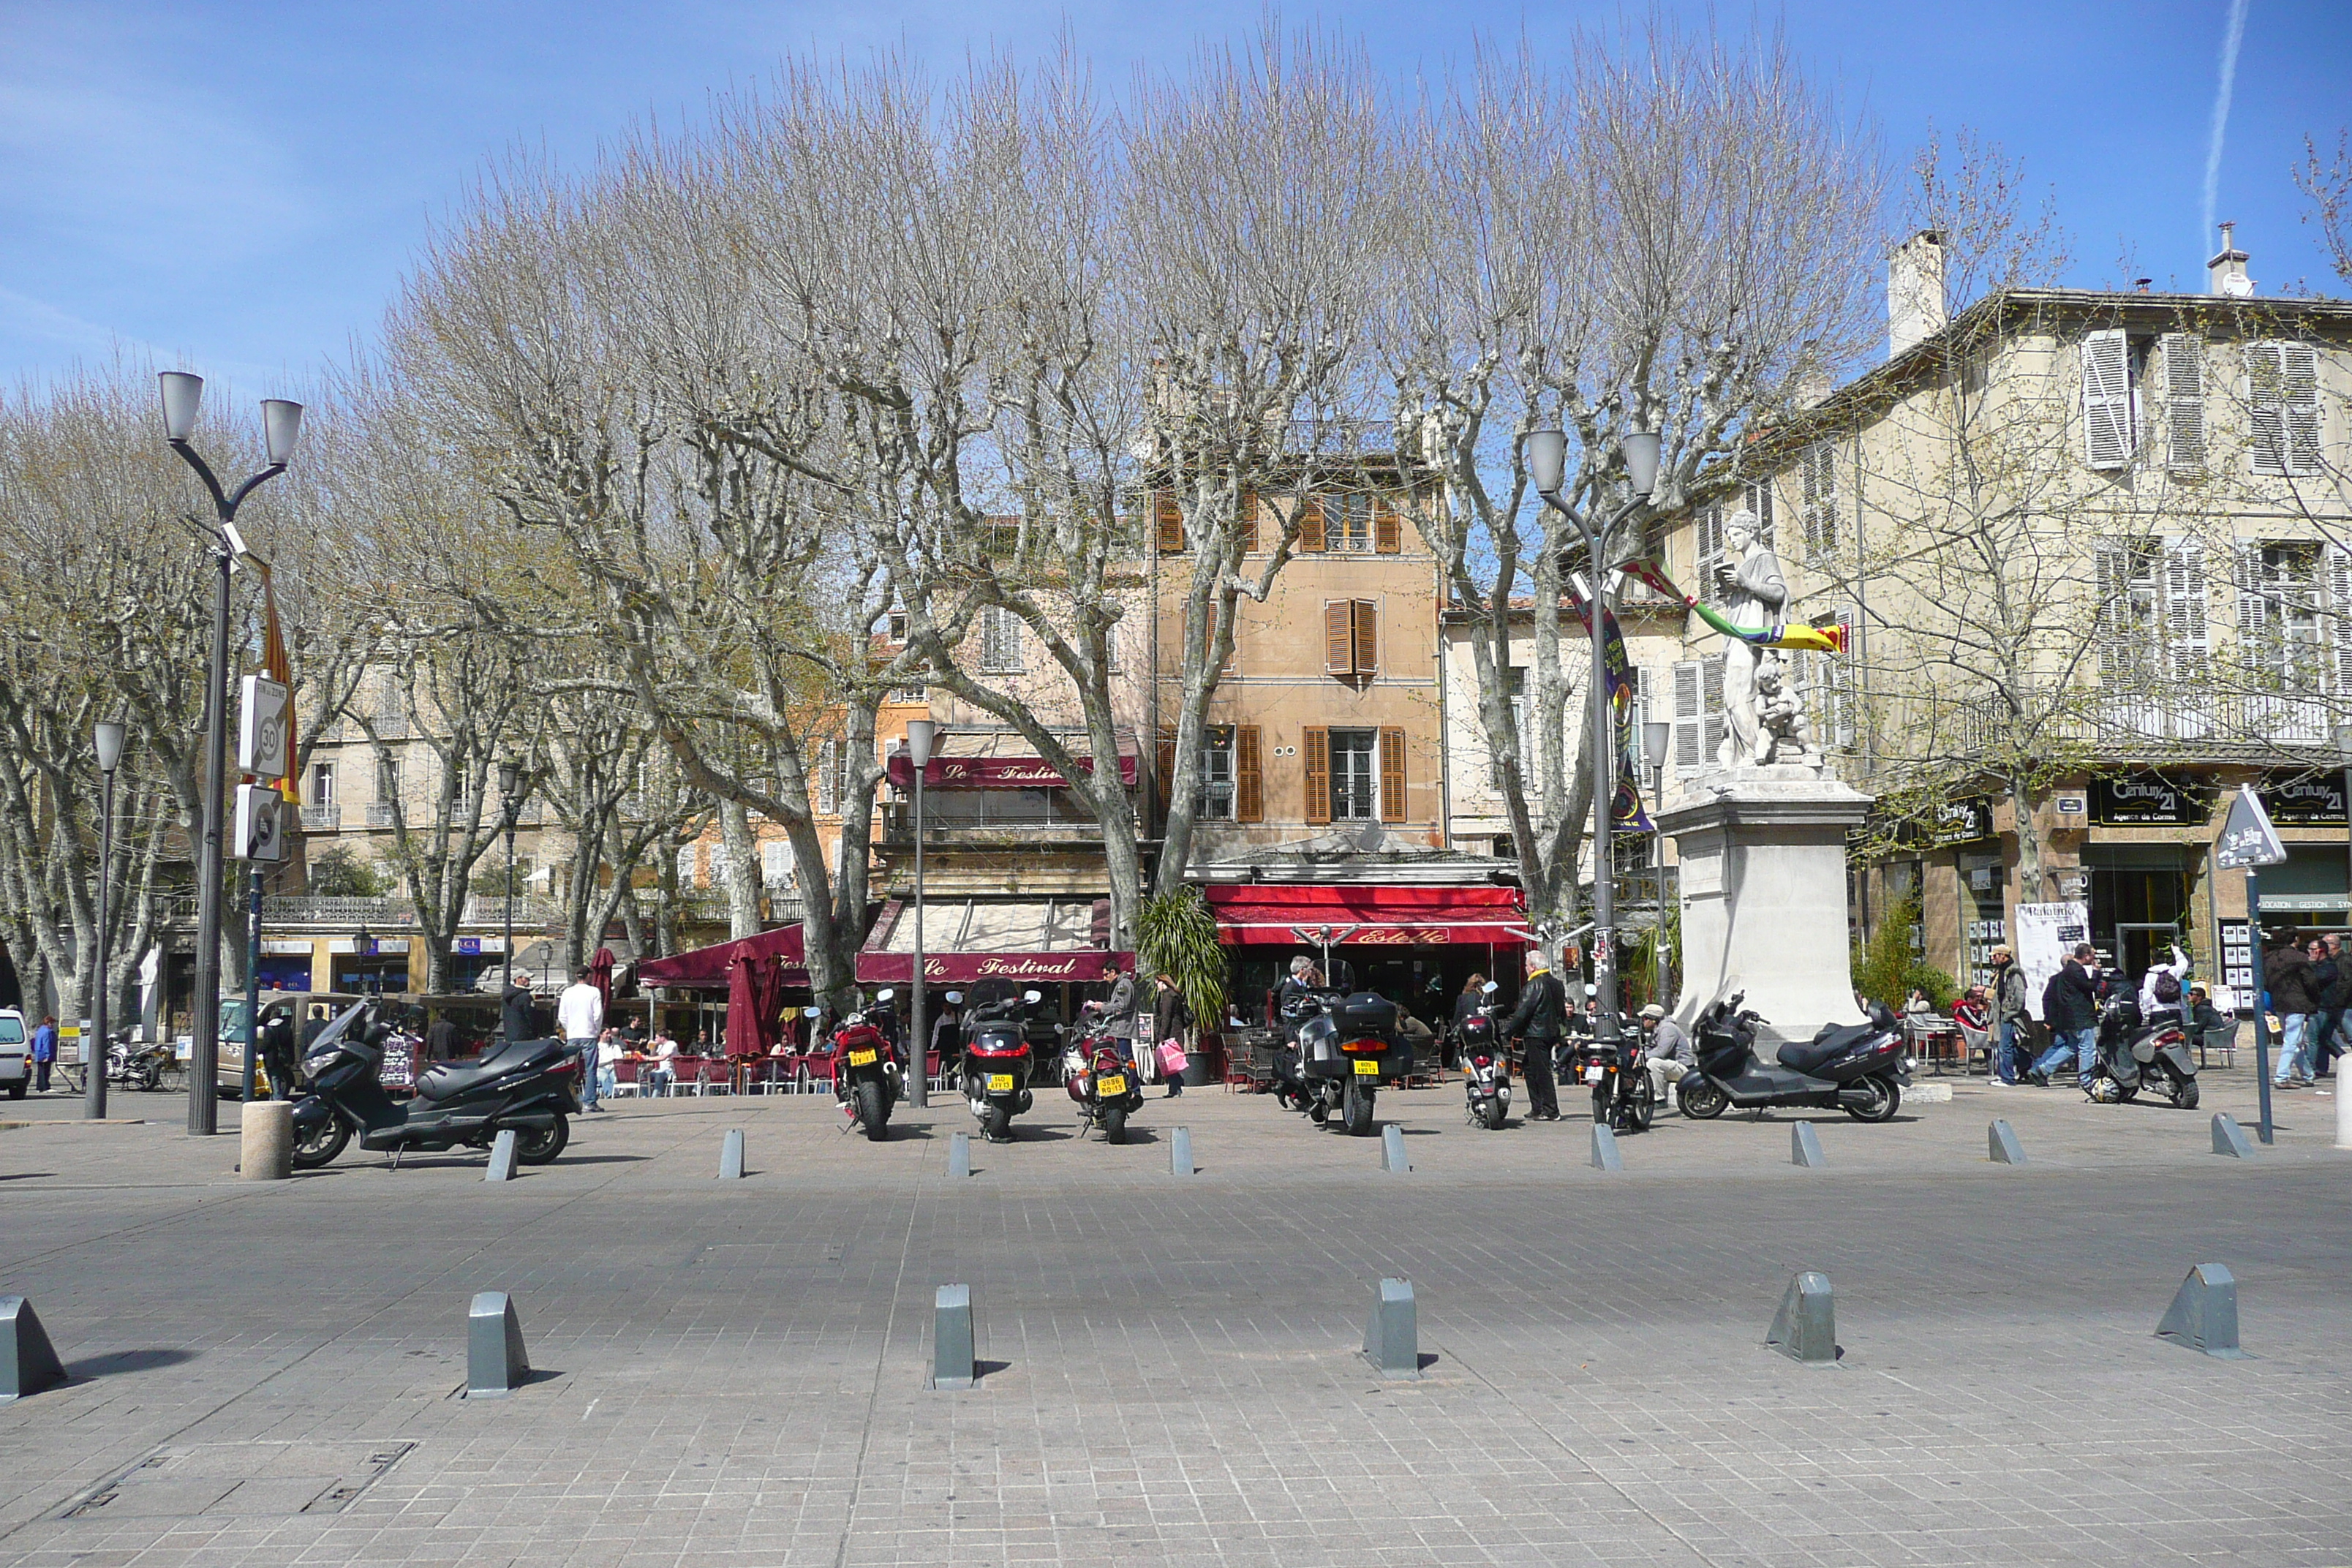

94,720,127,774
2333,721,2352,761
1618,430,1662,498
1523,428,1568,497
906,718,938,769
498,757,521,800
1642,720,1670,772
158,372,204,442
261,399,306,467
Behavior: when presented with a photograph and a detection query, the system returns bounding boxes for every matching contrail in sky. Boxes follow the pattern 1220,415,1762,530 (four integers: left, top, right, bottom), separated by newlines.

2202,0,2251,249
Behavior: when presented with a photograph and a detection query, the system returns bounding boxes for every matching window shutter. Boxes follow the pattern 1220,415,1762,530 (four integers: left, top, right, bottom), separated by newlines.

1156,491,1185,552
1302,728,1330,823
1744,481,1776,548
1298,497,1325,552
1156,725,1177,810
1324,602,1354,676
2332,549,2352,698
761,840,788,885
1379,727,1407,822
1373,495,1401,553
1700,654,1726,764
2094,543,2127,682
1801,444,1836,553
982,606,1024,672
2232,543,2268,671
2163,540,2208,681
1352,600,1379,676
1239,491,1259,554
1696,507,1725,599
1235,725,1263,821
2284,343,2321,475
816,742,838,815
2243,343,2318,475
2079,328,2133,470
1671,660,1703,770
2160,335,2205,473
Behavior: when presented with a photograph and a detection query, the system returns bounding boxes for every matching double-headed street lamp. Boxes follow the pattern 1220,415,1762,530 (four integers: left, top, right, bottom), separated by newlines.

158,372,304,1137
1522,425,1662,1053
87,720,127,1121
905,719,938,1109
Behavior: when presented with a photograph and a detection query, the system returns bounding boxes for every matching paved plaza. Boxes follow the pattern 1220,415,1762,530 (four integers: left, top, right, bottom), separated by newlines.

1,1065,2347,1568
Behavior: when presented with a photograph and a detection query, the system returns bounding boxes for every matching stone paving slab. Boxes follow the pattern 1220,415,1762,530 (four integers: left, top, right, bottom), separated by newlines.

0,1067,2345,1567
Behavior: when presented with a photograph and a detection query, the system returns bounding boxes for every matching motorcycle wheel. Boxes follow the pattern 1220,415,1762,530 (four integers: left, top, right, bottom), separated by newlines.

1591,1082,1613,1126
1103,1104,1128,1144
515,1116,570,1164
137,1067,162,1092
856,1079,890,1141
983,1104,1012,1142
1625,1072,1655,1134
1479,1096,1505,1131
290,1117,349,1170
2114,1084,2140,1103
2174,1077,2200,1110
1343,1079,1375,1137
1677,1077,1726,1119
1843,1073,1901,1123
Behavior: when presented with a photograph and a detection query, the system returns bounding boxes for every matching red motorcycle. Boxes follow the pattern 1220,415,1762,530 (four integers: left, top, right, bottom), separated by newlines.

1062,1023,1144,1144
832,995,904,1141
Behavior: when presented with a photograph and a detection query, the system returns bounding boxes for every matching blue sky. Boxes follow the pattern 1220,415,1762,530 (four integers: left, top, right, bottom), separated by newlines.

4,0,2348,395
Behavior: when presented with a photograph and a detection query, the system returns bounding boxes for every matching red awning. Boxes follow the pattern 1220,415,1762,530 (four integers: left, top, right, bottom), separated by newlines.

635,923,808,990
1204,883,1529,947
855,897,1129,984
885,752,1139,791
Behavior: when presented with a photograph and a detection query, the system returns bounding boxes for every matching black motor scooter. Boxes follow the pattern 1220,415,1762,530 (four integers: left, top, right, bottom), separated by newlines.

1457,982,1512,1131
961,987,1041,1142
1676,992,1908,1123
289,1003,578,1169
2087,994,2199,1108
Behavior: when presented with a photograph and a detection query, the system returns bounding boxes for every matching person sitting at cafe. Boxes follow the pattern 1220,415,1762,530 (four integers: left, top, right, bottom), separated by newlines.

1952,986,1989,1034
646,1031,679,1096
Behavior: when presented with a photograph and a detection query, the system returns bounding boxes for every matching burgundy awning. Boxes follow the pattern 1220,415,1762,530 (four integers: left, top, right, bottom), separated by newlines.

855,897,1130,984
885,752,1139,791
636,923,808,990
1204,883,1529,947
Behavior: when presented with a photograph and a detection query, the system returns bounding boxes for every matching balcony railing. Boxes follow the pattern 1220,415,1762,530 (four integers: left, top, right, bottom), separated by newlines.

299,803,340,830
366,803,396,826
1943,688,2340,759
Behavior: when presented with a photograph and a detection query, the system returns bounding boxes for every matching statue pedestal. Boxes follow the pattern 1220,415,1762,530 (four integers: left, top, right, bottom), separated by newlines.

1658,766,1874,1045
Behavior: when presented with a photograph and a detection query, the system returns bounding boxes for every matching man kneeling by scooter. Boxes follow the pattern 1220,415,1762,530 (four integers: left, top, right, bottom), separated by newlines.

1637,1004,1695,1109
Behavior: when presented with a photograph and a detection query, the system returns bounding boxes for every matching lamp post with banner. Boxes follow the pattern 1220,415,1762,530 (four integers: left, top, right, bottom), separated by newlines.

905,719,937,1109
2215,784,2287,1144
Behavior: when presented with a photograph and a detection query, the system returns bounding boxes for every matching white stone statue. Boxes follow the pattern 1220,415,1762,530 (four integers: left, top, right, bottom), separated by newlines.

1711,510,1788,769
1752,655,1820,769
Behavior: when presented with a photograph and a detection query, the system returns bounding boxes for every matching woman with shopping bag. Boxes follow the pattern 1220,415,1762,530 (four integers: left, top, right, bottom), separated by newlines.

1151,971,1190,1098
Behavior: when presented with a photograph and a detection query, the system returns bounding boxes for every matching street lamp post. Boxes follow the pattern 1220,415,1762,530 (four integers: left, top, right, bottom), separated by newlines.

499,758,523,1001
157,372,303,1136
2335,724,2352,936
87,720,127,1120
905,719,937,1109
1523,426,1662,1055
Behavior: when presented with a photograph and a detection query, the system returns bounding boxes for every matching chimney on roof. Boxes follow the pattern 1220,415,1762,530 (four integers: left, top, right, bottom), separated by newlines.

2207,222,2253,297
1888,230,1948,359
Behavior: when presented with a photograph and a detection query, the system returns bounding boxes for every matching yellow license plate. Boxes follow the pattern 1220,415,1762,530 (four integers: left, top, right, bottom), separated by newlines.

987,1073,1014,1093
848,1049,877,1066
1352,1058,1382,1076
1098,1074,1126,1096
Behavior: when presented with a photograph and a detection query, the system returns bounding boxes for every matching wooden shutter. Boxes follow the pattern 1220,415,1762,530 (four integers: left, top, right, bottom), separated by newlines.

1156,491,1186,553
2160,335,2205,473
2248,343,2286,475
1373,495,1401,553
2094,543,2127,682
1352,600,1379,676
1235,725,1263,821
2163,540,2207,681
1671,660,1703,770
2284,343,2321,475
1156,724,1177,810
2332,549,2352,698
1324,602,1355,675
2233,542,2269,672
1298,497,1325,552
1700,654,1726,764
1302,727,1330,823
1378,727,1406,823
1238,490,1259,554
2079,328,2133,470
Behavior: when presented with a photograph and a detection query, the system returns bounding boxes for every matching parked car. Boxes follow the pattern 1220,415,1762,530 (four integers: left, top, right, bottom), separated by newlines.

0,1009,29,1098
216,992,364,1095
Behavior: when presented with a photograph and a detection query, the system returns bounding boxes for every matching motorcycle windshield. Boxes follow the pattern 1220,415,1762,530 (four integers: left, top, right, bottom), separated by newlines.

304,1002,371,1063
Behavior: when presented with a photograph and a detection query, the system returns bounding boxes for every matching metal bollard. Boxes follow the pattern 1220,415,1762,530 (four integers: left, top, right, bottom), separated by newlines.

483,1128,518,1183
1590,1123,1625,1172
2155,1263,2250,1359
948,1131,972,1179
2339,1079,2352,1151
1765,1270,1837,1365
0,1297,67,1402
1987,1118,2027,1165
1791,1122,1827,1167
1169,1126,1195,1177
2210,1113,2255,1159
1362,1277,1420,1379
239,1101,293,1181
718,1128,745,1180
466,1291,531,1397
1381,1123,1409,1173
930,1284,977,1389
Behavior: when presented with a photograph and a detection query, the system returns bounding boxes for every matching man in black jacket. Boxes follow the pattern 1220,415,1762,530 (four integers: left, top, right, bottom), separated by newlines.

2028,943,2101,1089
1503,949,1567,1121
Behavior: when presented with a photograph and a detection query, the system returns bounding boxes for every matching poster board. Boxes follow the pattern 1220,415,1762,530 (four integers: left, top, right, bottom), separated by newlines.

2013,901,2090,1022
2217,918,2255,1000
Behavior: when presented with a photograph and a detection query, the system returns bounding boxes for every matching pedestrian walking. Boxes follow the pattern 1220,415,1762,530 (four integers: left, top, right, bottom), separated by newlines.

1637,1003,1694,1106
1987,946,2027,1085
500,975,536,1044
1503,949,1567,1121
557,968,606,1111
2321,933,2351,1079
2029,943,2100,1090
2264,932,2320,1088
1150,971,1188,1098
30,1015,56,1094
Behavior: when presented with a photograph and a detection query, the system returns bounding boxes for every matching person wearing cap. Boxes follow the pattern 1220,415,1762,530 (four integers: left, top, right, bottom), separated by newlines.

1987,943,2027,1087
1637,1003,1694,1106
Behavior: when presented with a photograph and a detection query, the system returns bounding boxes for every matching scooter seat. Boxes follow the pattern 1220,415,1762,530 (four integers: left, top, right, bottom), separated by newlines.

415,1036,563,1101
1776,1022,1877,1074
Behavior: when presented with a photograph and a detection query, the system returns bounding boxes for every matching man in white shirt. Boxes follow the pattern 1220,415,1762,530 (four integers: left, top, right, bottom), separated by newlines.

557,970,606,1112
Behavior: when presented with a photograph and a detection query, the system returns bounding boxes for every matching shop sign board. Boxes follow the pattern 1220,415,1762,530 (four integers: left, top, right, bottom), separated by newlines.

1929,796,1995,845
2013,901,2089,1022
2092,774,2208,826
2258,772,2348,826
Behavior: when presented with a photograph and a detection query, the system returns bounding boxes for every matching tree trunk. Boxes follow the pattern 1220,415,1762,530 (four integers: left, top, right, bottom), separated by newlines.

719,799,761,939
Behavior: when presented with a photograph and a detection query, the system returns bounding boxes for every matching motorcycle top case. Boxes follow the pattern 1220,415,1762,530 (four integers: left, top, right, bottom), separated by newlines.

969,1025,1029,1060
1333,992,1398,1038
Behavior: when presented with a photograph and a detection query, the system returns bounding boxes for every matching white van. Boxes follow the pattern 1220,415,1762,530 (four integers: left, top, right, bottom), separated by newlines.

0,1009,29,1097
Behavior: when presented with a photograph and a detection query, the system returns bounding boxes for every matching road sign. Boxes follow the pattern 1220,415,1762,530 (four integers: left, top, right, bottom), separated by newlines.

237,676,290,779
2214,785,2286,870
233,784,286,862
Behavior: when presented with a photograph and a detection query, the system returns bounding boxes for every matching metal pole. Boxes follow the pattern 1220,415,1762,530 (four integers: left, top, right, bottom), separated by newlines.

86,766,115,1120
189,545,230,1136
242,865,260,1101
909,762,928,1108
2249,868,2273,1145
1586,515,1621,1050
504,820,516,1014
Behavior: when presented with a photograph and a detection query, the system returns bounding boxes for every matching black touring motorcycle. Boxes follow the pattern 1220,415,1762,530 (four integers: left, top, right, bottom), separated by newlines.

290,1002,578,1169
